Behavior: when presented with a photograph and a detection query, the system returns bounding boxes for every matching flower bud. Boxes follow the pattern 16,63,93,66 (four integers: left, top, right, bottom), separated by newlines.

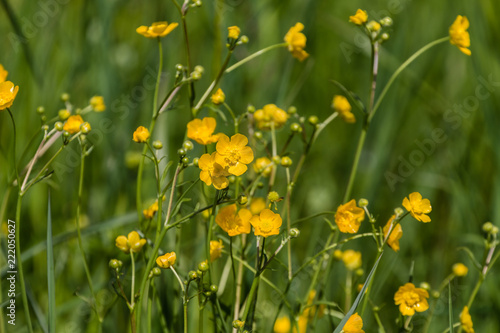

272,156,281,165
492,226,499,235
355,268,364,276
232,320,244,329
308,115,319,125
288,106,297,114
358,198,369,207
419,282,431,290
63,131,71,139
194,65,204,74
188,271,198,280
290,228,300,238
59,109,70,120
183,140,194,151
198,261,209,272
175,64,184,72
281,156,292,167
482,222,493,233
267,191,280,202
366,20,381,32
192,157,199,167
237,194,248,206
239,35,249,44
109,259,121,269
381,33,390,41
153,140,163,150
209,284,218,293
380,16,393,27
36,106,45,114
333,249,343,260
182,157,189,166
394,207,404,217
61,93,70,102
80,122,91,134
191,71,201,81
194,0,202,7
177,148,186,157
290,122,302,133
254,131,263,140
228,175,236,184
55,122,64,131
247,105,255,113
431,290,440,299
152,267,162,276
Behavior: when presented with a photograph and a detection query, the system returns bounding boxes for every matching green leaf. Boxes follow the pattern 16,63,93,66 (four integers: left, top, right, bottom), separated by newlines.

448,283,453,333
47,189,56,333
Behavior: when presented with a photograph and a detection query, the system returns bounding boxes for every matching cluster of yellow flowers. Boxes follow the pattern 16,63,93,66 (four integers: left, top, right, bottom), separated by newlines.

254,104,289,130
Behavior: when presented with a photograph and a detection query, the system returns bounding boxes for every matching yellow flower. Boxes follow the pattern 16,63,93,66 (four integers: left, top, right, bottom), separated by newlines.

156,252,176,269
143,200,159,219
366,20,381,32
460,306,474,333
211,88,226,105
250,197,267,215
198,152,231,190
383,215,403,252
63,115,84,134
342,249,362,271
187,117,219,145
210,239,224,262
349,9,368,25
254,104,289,130
343,313,365,333
394,282,430,316
115,231,147,253
136,21,179,38
90,96,106,112
0,64,8,83
227,26,241,39
0,81,19,111
215,133,254,176
215,204,252,236
452,263,468,277
402,192,432,223
253,157,273,176
250,209,282,237
332,95,355,123
133,126,150,143
335,199,365,233
273,316,291,333
449,15,471,56
284,22,309,61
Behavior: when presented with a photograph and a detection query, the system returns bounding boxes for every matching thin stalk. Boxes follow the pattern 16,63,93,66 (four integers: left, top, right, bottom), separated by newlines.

21,145,65,195
130,251,136,308
225,43,287,73
232,235,246,332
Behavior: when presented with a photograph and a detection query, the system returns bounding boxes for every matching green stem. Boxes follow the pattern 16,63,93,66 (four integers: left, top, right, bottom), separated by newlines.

342,127,367,203
130,251,136,308
241,275,260,324
225,43,288,73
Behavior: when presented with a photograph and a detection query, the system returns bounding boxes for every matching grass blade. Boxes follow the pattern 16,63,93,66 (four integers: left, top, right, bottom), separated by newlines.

448,283,453,333
47,189,56,333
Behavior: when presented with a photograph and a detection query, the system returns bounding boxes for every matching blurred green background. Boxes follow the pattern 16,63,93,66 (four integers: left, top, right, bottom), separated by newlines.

1,0,500,332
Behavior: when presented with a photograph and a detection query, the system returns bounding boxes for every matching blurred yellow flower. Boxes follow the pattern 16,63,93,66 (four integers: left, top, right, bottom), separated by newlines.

343,313,365,333
210,239,224,262
460,306,474,333
156,252,176,269
215,204,252,236
332,95,355,123
254,104,289,130
215,133,254,176
349,9,368,25
115,231,147,253
136,21,178,38
402,192,432,222
187,117,219,145
63,115,84,134
133,126,150,143
452,263,468,277
0,64,8,83
143,200,159,219
0,81,19,111
284,22,309,61
335,199,365,233
383,215,403,252
250,197,267,215
198,152,231,190
250,209,282,237
342,249,362,271
394,282,429,316
367,20,381,32
211,88,226,105
273,316,291,333
227,26,241,39
449,15,471,56
90,96,106,112
253,157,273,176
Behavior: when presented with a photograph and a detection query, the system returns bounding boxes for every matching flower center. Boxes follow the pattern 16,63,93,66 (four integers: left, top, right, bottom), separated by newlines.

403,291,420,307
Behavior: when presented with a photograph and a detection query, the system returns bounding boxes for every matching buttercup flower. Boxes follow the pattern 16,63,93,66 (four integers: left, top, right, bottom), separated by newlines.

335,199,365,233
449,15,471,56
402,192,432,222
156,252,177,269
227,26,241,39
342,249,362,271
63,115,84,134
383,215,403,252
254,104,289,130
0,64,7,83
332,95,355,123
211,89,226,105
253,157,273,176
133,126,150,143
460,306,474,333
143,200,159,219
0,81,19,111
187,117,219,145
349,9,368,25
215,204,252,236
115,231,147,253
198,152,231,190
273,316,291,333
284,22,309,61
250,197,267,215
343,313,365,333
452,263,468,277
136,21,178,38
210,239,224,262
250,209,282,237
394,282,429,316
215,133,254,176
90,96,106,112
